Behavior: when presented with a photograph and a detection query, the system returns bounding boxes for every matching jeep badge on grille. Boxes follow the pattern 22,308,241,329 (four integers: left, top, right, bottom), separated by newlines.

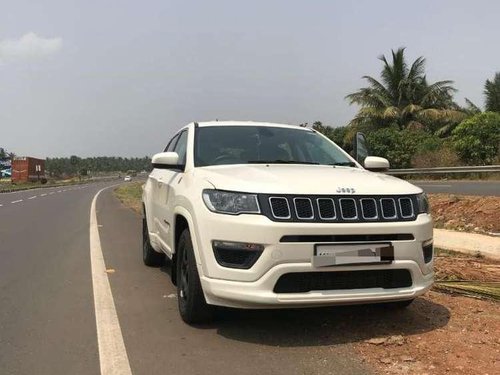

336,187,356,194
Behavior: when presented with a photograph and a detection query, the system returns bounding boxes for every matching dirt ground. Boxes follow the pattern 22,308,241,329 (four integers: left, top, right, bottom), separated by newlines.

356,251,500,375
429,194,500,234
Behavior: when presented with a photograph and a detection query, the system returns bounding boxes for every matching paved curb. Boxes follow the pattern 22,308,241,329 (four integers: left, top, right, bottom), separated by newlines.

434,228,500,260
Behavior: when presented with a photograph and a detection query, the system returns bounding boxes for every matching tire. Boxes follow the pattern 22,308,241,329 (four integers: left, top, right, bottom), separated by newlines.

142,217,164,267
176,229,214,324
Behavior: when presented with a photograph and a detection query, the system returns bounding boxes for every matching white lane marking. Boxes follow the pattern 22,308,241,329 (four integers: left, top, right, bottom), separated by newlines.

57,190,62,193
41,193,47,196
0,204,3,207
90,185,132,375
28,196,37,200
49,192,54,195
11,199,23,204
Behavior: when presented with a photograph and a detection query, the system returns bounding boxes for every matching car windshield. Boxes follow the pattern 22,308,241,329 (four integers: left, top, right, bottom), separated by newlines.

194,125,356,167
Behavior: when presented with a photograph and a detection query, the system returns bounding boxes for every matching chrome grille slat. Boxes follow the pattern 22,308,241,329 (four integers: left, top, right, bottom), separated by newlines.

293,197,314,220
339,198,358,220
380,198,397,219
360,198,378,219
317,198,336,219
398,197,414,218
269,197,291,219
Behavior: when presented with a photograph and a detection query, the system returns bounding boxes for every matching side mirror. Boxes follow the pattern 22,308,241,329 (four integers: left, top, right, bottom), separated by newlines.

152,152,181,169
353,132,369,164
364,156,390,172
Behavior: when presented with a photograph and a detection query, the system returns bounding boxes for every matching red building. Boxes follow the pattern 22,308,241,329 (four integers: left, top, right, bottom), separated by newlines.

11,157,45,183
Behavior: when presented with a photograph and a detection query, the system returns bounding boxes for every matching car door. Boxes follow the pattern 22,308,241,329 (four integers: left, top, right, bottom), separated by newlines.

149,132,179,249
153,130,188,255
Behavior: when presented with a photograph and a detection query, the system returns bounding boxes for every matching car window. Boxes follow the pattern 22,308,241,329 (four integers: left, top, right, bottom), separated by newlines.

174,130,188,165
164,134,180,152
194,126,355,167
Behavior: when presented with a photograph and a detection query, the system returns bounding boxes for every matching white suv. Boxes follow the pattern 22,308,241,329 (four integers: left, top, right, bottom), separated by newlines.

142,121,433,323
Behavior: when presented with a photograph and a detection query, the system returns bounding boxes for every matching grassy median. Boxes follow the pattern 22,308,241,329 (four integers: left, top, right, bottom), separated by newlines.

114,181,143,215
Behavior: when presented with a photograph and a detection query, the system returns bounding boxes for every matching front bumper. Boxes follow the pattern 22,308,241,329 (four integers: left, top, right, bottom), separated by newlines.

191,210,434,308
201,261,433,308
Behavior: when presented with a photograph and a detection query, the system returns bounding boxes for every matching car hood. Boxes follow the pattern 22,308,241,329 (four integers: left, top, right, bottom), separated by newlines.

196,164,421,195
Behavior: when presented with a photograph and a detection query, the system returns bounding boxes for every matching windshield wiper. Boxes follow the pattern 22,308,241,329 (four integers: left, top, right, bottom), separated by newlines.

328,161,357,167
247,160,320,165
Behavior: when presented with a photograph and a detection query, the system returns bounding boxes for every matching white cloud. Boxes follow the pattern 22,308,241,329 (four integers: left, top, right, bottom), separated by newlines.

0,32,62,63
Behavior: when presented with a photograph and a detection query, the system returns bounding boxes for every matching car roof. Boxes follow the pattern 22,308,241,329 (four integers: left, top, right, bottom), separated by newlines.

192,121,313,131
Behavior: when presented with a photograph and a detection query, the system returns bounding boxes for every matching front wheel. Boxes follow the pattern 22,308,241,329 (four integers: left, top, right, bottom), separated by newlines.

176,229,214,324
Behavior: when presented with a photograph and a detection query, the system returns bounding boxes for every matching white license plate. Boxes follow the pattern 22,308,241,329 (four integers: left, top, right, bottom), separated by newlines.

312,243,392,267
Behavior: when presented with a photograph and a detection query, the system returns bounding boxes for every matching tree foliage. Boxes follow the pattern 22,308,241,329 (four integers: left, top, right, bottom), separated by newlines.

452,112,500,165
46,156,152,177
366,127,442,168
311,122,349,149
346,48,465,133
484,72,500,113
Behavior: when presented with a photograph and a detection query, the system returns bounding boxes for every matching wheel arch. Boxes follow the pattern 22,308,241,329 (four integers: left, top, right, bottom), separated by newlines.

172,207,204,285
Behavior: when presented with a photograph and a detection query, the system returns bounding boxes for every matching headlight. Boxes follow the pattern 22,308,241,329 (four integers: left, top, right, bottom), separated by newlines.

202,189,260,215
416,193,430,214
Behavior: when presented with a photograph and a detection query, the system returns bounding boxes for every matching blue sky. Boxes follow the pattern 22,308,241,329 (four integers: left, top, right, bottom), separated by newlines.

1,0,499,157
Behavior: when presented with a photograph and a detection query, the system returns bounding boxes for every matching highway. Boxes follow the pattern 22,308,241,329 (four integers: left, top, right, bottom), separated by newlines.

0,180,456,374
1,181,379,375
7,178,489,374
413,180,500,196
2,178,492,374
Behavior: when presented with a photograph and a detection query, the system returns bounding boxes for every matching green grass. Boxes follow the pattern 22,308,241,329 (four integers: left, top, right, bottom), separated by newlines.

113,182,143,215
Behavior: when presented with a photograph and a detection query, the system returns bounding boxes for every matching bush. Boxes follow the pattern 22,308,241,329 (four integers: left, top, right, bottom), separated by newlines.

312,123,349,149
366,127,442,169
452,112,500,165
412,144,460,168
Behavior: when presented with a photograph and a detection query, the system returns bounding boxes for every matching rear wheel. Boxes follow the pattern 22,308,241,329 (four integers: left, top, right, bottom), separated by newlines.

176,229,214,324
142,217,164,267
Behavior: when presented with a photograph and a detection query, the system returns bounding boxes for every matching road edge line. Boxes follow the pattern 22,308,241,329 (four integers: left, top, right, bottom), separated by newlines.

90,185,132,375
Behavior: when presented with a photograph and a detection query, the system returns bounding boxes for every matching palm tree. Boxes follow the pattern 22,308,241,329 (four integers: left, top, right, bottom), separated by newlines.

484,72,500,112
346,48,465,132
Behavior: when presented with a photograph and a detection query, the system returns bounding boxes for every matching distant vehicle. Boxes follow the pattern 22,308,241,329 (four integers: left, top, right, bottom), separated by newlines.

124,176,132,182
11,157,45,183
142,121,433,324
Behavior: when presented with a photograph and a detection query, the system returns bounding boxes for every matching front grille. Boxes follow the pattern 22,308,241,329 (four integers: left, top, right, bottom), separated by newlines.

279,234,415,242
339,198,357,219
274,269,412,293
317,198,336,219
269,197,290,219
381,198,397,219
294,198,314,219
399,198,414,218
261,194,419,223
361,198,378,219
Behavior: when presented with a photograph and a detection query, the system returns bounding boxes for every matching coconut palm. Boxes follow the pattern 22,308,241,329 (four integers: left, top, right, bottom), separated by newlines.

346,48,465,132
484,72,500,112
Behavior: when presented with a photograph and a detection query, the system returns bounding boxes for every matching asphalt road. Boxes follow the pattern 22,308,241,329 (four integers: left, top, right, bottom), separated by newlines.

413,180,500,196
0,182,372,375
0,182,450,375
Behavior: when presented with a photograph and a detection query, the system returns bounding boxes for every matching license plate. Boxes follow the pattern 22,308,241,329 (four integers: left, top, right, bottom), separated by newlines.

312,243,393,267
